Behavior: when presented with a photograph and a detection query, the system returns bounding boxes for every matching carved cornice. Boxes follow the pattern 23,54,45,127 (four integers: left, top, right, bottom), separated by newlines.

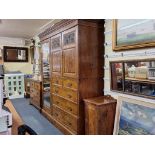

38,19,77,39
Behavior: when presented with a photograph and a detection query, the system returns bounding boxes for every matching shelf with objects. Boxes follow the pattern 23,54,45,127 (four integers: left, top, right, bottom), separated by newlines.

41,39,51,116
110,59,155,99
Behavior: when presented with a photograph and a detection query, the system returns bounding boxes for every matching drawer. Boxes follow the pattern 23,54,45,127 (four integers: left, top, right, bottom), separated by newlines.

52,95,64,107
62,89,78,102
51,85,62,96
30,81,35,87
65,101,78,115
52,95,78,115
53,105,78,132
63,113,78,132
63,78,77,90
53,105,64,122
35,82,41,90
52,77,62,86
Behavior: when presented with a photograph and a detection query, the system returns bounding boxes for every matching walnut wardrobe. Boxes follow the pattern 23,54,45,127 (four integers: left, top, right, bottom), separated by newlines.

39,19,104,135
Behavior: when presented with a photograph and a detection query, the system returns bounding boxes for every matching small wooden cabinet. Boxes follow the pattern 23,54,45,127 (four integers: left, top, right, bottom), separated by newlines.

84,95,117,135
30,79,42,110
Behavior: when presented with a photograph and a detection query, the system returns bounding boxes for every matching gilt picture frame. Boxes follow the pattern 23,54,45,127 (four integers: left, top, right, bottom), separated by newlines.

112,19,155,51
113,96,155,135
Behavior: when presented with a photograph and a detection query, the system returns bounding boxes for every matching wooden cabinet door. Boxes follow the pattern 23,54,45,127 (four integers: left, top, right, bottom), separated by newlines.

62,27,77,49
51,34,62,76
62,27,78,78
62,47,78,78
51,33,61,51
51,51,62,76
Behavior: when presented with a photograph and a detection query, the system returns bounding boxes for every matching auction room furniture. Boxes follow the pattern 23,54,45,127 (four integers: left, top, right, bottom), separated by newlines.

29,79,42,111
39,19,104,134
41,39,51,117
110,59,155,99
84,95,117,135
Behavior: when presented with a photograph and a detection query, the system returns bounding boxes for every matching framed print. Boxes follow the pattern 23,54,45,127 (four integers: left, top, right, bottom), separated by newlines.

113,19,155,51
113,96,155,135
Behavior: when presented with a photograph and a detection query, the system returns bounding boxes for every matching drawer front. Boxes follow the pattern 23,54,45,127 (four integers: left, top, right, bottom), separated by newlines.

53,105,78,132
35,82,41,90
52,95,78,115
52,95,64,107
52,77,62,86
63,113,78,132
65,101,78,115
30,81,35,88
63,78,77,90
53,105,64,122
51,86,62,96
62,89,78,102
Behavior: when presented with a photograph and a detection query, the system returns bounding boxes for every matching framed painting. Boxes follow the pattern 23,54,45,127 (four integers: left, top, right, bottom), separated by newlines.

113,96,155,135
112,19,155,51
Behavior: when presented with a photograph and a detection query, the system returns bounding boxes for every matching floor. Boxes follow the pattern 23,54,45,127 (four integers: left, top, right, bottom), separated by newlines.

11,98,63,135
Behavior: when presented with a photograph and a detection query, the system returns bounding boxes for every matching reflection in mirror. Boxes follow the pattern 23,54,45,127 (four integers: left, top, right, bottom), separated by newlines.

42,42,51,109
4,46,28,62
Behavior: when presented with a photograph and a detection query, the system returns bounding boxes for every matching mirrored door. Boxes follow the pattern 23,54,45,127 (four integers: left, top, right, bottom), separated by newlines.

41,40,51,111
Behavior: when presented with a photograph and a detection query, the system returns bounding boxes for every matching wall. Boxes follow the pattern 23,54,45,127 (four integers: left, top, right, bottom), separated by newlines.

0,37,33,74
104,19,155,104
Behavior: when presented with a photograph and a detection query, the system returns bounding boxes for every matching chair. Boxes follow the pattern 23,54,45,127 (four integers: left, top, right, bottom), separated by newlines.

18,124,37,135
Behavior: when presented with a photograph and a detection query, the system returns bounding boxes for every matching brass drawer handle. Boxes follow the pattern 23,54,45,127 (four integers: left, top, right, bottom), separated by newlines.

56,101,60,105
67,121,72,126
55,113,58,117
55,90,58,93
67,83,72,87
68,107,72,111
67,94,72,98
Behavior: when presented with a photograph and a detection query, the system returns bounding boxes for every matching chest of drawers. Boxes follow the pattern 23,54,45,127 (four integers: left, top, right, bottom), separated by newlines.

30,79,42,110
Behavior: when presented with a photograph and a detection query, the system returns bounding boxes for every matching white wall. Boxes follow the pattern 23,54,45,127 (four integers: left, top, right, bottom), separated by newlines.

104,19,155,103
0,37,33,74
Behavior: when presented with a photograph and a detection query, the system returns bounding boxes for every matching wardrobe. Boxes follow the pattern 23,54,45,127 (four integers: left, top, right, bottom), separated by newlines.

39,19,104,134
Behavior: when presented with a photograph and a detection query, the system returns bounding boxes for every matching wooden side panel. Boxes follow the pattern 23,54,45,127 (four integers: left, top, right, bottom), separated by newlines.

78,23,104,79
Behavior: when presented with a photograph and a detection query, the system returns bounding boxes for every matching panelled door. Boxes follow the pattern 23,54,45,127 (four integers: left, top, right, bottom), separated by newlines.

62,26,78,78
51,33,62,76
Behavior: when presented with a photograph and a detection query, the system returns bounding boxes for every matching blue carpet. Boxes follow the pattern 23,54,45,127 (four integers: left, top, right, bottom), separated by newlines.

11,98,63,135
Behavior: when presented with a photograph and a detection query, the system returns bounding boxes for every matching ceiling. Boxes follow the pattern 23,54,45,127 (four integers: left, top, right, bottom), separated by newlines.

0,19,54,39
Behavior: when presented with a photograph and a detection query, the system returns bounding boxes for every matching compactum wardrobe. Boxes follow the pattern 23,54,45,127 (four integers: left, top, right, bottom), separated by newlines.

39,19,104,135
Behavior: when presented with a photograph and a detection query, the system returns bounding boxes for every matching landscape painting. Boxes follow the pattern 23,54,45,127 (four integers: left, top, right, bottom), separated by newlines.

113,19,155,50
114,96,155,135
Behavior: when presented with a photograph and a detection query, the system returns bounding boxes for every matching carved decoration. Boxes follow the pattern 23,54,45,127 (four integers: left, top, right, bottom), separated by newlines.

63,31,75,45
39,19,77,39
51,37,60,49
